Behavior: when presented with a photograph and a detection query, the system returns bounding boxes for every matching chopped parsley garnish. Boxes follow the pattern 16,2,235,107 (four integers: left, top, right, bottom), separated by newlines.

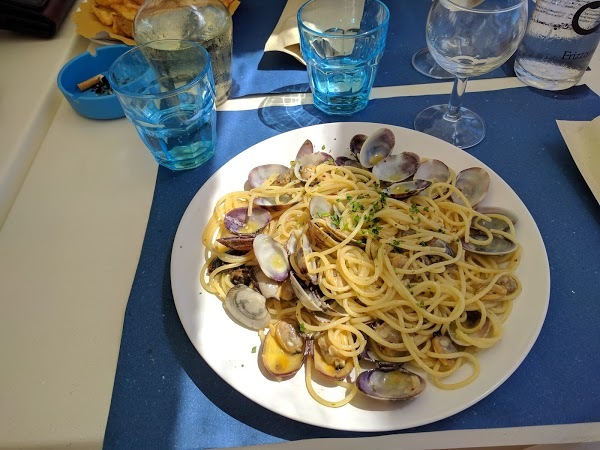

299,323,306,332
330,212,342,228
251,346,257,353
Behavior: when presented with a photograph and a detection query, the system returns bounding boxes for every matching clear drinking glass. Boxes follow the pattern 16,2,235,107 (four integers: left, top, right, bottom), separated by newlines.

297,0,390,115
108,40,217,171
414,0,528,149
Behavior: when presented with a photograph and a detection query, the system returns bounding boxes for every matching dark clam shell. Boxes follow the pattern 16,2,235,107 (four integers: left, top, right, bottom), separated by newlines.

335,156,362,168
350,134,367,156
216,236,255,252
296,139,314,159
383,179,432,199
224,206,271,236
357,367,426,400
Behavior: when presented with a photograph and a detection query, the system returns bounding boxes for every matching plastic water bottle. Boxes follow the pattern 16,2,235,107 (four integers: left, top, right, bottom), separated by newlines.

514,0,600,90
134,0,233,105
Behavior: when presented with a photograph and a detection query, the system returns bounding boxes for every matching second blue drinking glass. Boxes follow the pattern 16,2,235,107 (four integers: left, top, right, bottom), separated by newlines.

297,0,390,116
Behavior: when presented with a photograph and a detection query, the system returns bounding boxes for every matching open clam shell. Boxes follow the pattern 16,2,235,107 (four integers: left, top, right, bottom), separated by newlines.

350,133,367,156
382,179,432,200
451,167,490,207
261,320,306,378
224,285,271,330
357,367,426,400
224,206,271,236
462,229,516,256
371,152,420,183
294,152,334,181
296,139,314,159
358,128,396,169
253,194,299,211
474,206,518,232
414,159,450,184
247,164,291,189
289,272,326,312
216,235,255,252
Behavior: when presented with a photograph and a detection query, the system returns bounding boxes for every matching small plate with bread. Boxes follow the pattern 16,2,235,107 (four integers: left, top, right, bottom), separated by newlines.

72,0,241,46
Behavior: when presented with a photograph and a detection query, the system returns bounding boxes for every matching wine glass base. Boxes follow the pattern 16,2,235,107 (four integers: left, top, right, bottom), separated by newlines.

414,104,485,149
411,48,454,80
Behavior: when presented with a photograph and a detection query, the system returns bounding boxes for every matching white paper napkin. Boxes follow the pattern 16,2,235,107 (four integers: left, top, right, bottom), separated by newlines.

264,0,307,64
557,115,600,205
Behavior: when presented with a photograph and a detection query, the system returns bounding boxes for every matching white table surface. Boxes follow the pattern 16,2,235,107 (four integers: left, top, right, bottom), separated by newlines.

1,9,599,448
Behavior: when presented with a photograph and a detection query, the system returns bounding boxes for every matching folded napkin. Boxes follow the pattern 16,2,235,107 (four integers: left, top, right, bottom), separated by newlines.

264,0,306,64
0,0,76,37
557,115,600,204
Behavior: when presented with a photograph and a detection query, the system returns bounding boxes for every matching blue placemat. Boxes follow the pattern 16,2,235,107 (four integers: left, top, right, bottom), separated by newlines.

230,0,519,98
104,85,600,449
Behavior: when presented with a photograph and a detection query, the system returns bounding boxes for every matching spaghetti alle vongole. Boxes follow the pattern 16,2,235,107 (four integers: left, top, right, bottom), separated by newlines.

199,128,521,408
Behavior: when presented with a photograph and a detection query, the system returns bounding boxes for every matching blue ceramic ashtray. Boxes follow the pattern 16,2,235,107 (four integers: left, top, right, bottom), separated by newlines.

57,45,130,120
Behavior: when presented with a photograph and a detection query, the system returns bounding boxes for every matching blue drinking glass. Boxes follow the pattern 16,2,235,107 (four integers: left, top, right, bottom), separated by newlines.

108,40,217,171
297,0,390,116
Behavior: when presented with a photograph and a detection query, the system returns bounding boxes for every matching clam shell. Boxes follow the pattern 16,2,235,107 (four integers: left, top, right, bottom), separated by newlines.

247,164,291,189
294,152,334,181
254,195,299,211
414,159,450,184
224,206,271,236
313,333,354,380
253,234,290,282
383,179,431,199
372,152,420,183
462,230,516,256
357,367,426,400
309,196,333,220
451,167,490,207
261,322,305,377
474,206,518,232
216,236,255,252
224,285,271,330
350,134,367,156
289,272,325,312
358,128,396,169
295,139,314,159
335,156,362,168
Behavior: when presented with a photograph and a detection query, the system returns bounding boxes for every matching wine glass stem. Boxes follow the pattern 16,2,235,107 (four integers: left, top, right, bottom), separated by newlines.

444,77,469,122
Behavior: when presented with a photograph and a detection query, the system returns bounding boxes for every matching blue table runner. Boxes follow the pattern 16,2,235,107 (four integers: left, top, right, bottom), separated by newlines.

230,0,519,98
104,85,600,449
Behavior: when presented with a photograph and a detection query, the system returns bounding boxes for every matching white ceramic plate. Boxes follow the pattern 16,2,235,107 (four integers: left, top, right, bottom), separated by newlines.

171,122,550,432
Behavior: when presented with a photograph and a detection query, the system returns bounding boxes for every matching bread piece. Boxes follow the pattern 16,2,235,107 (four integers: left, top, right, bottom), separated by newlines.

91,3,115,26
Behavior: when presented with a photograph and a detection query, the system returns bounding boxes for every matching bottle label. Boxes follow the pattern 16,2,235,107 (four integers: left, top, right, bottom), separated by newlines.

529,0,600,39
572,1,600,35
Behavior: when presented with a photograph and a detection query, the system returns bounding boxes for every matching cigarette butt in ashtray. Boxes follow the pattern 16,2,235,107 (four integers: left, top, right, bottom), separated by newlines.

77,74,106,91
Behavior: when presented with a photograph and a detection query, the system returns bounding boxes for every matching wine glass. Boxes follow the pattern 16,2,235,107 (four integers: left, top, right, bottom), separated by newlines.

411,1,453,79
412,48,453,79
414,0,528,149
